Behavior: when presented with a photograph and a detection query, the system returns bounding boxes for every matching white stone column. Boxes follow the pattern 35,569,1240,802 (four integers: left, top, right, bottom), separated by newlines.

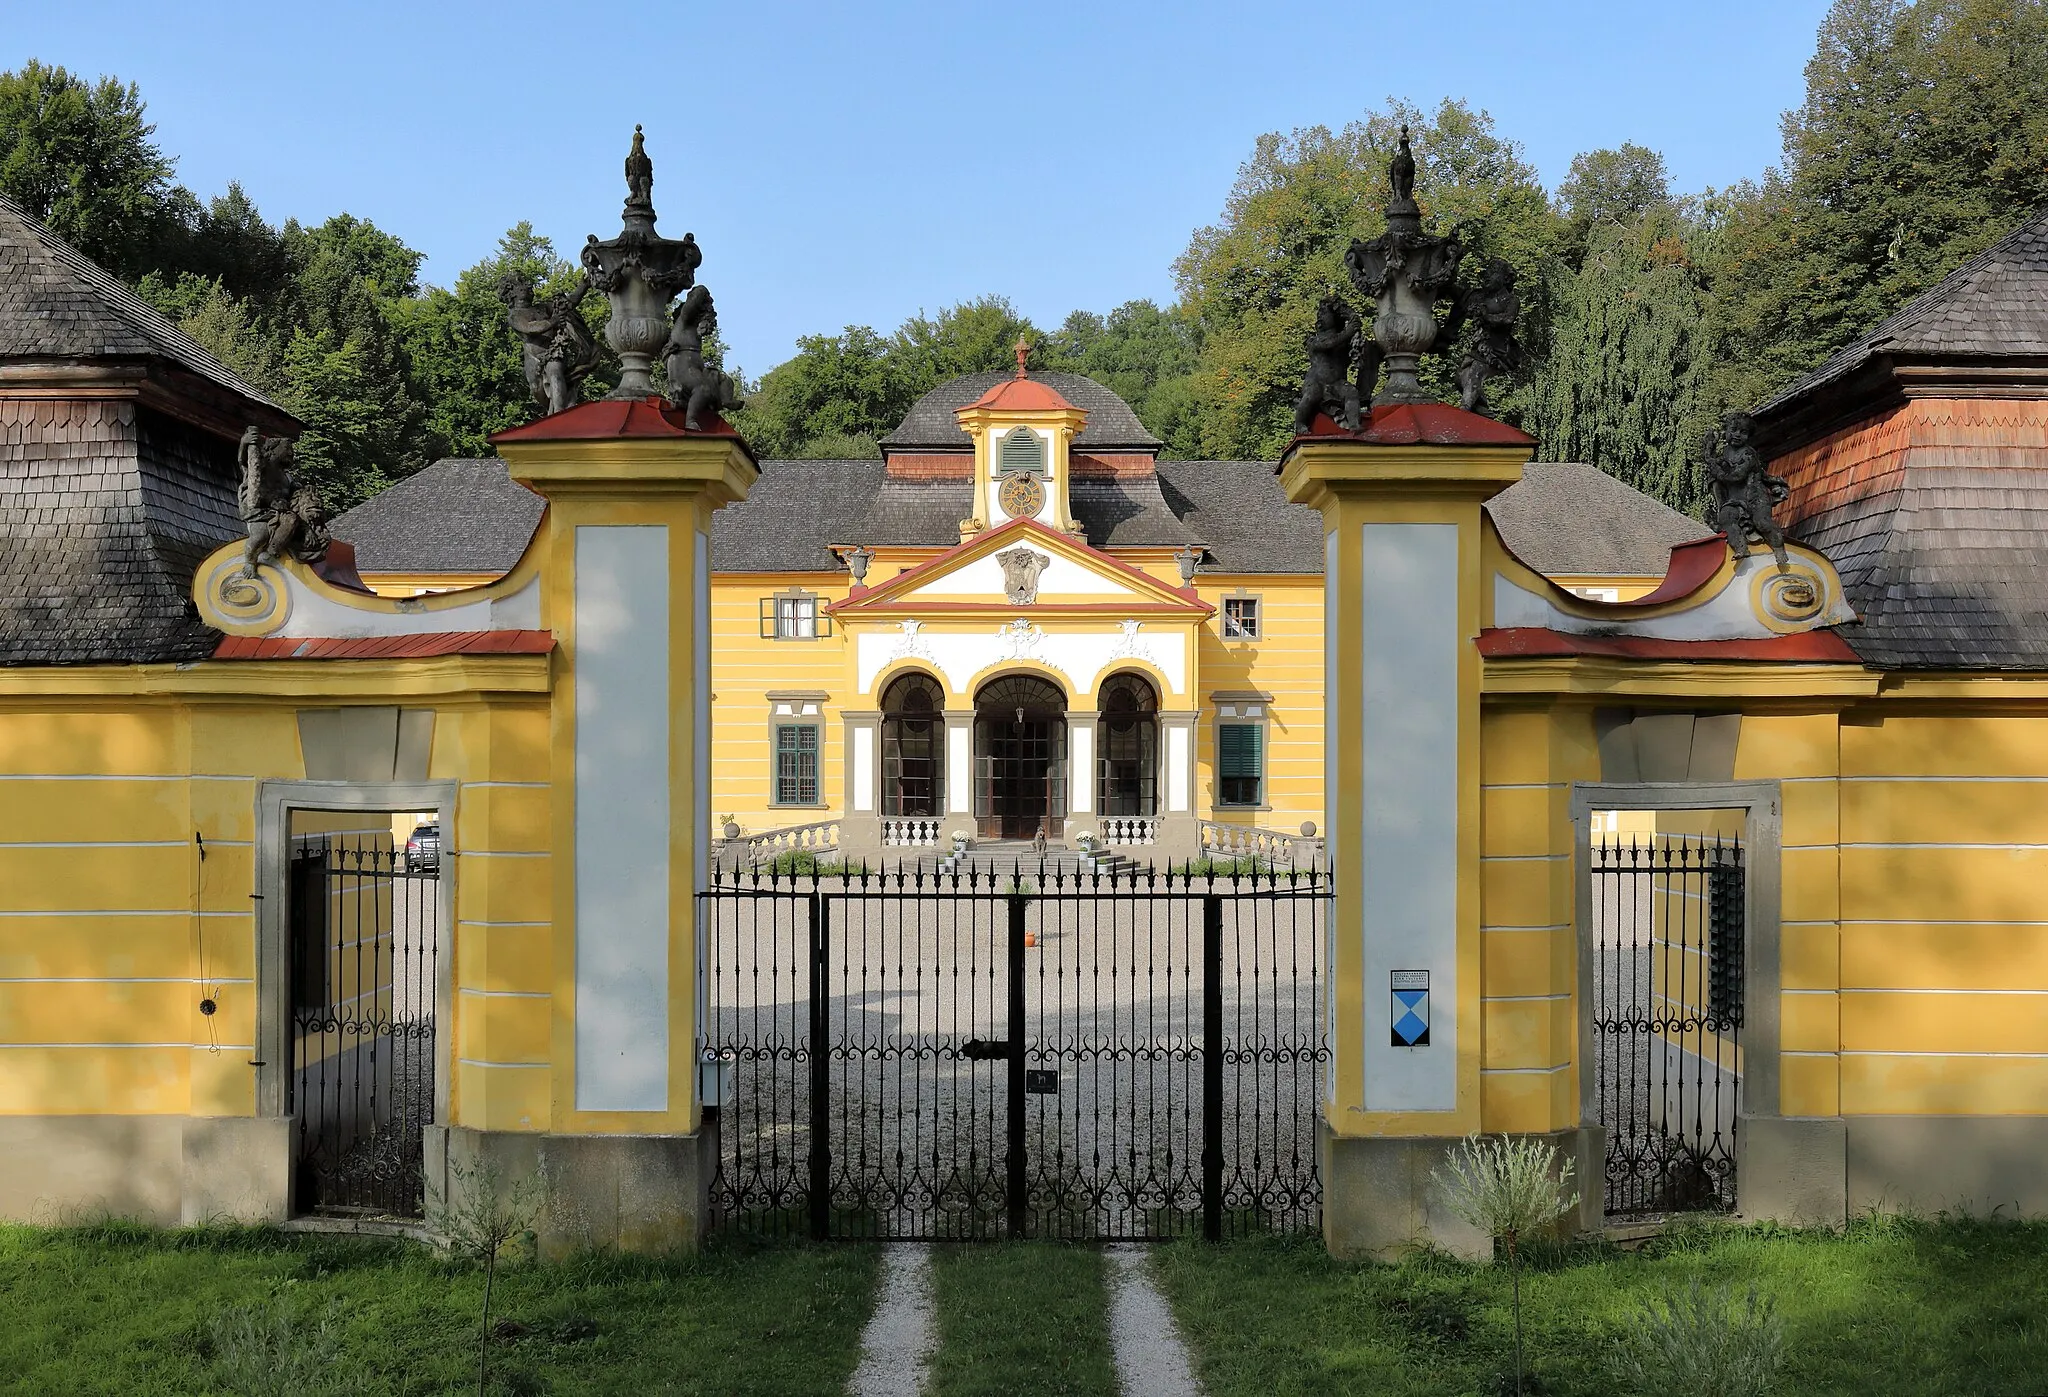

841,710,881,853
1066,712,1099,844
941,710,976,843
1156,710,1200,859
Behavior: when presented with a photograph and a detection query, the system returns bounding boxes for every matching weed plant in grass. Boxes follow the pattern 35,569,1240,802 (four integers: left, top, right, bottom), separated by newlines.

927,1243,1119,1397
0,1221,877,1395
1151,1214,2048,1397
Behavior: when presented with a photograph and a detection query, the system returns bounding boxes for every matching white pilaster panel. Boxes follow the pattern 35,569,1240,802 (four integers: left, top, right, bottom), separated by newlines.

1360,522,1458,1112
1324,529,1338,1105
852,724,876,813
574,524,669,1113
1070,723,1094,813
947,721,971,814
1167,724,1190,813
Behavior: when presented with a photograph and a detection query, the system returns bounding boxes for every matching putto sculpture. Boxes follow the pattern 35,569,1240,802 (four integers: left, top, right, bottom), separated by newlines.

578,125,715,402
663,285,743,430
235,426,329,579
1295,125,1525,426
501,273,600,416
1292,295,1364,433
1703,411,1791,567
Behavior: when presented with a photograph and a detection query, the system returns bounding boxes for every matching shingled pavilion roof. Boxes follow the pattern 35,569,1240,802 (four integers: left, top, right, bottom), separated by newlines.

1753,207,2048,669
0,196,291,666
882,371,1162,450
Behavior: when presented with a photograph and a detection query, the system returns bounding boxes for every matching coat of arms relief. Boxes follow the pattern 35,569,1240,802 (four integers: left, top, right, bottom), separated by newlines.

997,547,1052,605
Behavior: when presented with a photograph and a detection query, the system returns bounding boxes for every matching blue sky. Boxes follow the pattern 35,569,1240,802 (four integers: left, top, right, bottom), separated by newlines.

11,0,1833,375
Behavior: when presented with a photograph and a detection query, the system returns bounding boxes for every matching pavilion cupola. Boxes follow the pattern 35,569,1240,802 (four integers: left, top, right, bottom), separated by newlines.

953,338,1089,535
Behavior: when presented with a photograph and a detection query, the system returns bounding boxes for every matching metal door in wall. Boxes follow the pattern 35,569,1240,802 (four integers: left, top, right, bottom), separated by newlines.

287,836,439,1217
700,863,1328,1241
1589,834,1744,1217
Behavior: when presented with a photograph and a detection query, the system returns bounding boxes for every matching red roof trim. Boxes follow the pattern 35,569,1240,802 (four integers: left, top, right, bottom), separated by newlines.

1627,536,1735,606
1477,627,1863,664
212,631,555,661
1292,403,1534,447
489,396,746,446
852,601,1211,617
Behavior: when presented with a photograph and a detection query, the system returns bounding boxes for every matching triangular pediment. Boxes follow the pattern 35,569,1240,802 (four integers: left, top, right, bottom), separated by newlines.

830,517,1208,616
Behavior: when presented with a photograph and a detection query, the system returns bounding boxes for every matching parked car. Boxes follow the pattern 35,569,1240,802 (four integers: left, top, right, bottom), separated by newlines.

404,821,440,874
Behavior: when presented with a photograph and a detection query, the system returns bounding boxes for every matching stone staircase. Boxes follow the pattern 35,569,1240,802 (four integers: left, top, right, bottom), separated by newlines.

907,841,1150,882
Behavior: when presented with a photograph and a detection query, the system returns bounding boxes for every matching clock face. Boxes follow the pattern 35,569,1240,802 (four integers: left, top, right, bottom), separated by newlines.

999,472,1046,519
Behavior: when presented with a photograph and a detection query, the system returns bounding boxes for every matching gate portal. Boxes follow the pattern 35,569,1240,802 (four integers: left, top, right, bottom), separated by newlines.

287,835,440,1218
701,863,1328,1240
1589,833,1744,1217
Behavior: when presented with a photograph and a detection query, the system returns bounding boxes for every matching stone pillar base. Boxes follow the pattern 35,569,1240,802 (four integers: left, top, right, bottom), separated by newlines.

425,1119,718,1258
1320,1119,1599,1260
0,1113,291,1227
1736,1114,1847,1225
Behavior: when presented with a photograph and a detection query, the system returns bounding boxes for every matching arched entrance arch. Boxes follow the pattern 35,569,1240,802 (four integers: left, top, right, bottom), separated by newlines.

881,671,944,817
972,673,1067,840
1096,671,1158,817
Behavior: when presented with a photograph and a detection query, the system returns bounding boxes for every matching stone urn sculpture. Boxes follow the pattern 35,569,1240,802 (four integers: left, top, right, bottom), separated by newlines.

580,126,705,400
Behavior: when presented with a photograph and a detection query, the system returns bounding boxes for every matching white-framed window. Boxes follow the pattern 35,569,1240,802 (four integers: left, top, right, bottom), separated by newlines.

760,590,830,639
773,724,821,805
1222,595,1262,640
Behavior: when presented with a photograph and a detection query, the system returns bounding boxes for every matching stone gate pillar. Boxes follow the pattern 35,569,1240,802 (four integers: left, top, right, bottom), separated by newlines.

439,405,754,1254
1279,413,1530,1259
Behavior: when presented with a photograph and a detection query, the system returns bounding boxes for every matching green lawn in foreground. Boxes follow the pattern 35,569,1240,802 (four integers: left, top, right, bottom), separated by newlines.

0,1222,878,1395
926,1242,1118,1397
1151,1215,2048,1397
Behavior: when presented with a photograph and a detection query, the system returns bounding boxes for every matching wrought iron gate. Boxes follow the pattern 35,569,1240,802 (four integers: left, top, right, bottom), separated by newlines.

701,863,1328,1240
1589,834,1744,1217
287,835,440,1217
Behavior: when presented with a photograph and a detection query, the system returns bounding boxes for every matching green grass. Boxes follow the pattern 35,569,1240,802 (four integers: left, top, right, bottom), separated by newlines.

927,1242,1118,1396
1151,1215,2048,1396
0,1222,878,1395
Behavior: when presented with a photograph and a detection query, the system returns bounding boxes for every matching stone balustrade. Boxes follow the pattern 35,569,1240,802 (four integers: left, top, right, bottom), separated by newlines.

881,817,942,848
1098,816,1159,847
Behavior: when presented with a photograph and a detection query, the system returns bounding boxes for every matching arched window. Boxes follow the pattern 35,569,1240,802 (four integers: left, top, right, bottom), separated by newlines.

999,427,1046,474
1097,672,1158,817
882,673,945,817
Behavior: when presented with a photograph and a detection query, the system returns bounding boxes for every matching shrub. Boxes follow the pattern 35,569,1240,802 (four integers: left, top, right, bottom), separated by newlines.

1432,1133,1580,1397
207,1298,349,1397
1616,1280,1784,1396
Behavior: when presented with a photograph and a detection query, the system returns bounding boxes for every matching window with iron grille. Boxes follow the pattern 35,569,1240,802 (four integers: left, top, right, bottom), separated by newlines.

1217,723,1264,806
1707,859,1745,1029
774,724,820,804
1222,596,1261,640
760,593,828,639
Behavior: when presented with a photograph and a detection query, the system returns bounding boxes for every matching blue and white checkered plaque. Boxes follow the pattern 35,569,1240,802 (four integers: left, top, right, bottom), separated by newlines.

1391,970,1430,1047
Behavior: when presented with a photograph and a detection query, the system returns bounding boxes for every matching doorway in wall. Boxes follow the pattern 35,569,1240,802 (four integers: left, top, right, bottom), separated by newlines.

286,807,441,1218
1586,806,1747,1217
972,674,1067,840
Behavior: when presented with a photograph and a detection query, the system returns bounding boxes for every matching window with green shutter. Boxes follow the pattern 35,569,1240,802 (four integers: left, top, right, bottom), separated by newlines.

999,427,1045,474
774,724,820,804
1217,723,1263,806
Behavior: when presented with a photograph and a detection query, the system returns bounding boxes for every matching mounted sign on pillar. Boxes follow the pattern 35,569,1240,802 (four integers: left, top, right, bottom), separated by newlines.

436,127,757,1255
1279,126,1537,1260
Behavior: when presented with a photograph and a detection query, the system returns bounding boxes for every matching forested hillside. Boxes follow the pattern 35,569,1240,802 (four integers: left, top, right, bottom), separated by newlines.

6,0,2044,513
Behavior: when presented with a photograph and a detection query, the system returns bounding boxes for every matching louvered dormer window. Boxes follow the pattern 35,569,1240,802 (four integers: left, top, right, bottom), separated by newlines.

999,426,1046,474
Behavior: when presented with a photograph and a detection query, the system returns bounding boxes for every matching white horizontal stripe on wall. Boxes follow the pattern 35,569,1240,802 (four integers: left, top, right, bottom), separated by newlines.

1781,1050,1839,1057
0,1041,252,1050
1482,993,1572,1003
1482,922,1569,932
458,1057,550,1069
1480,781,1569,790
459,988,551,999
1481,1064,1570,1075
0,840,190,849
0,774,187,782
1842,841,2048,850
1481,853,1569,863
461,781,549,789
458,920,552,928
1840,775,2048,783
1838,987,2048,996
0,976,253,985
0,908,251,918
458,850,547,859
1842,1050,2048,1059
1843,919,2048,927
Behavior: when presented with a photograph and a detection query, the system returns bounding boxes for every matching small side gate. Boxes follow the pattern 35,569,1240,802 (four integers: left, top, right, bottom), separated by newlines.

702,863,1328,1240
287,836,440,1218
1589,835,1744,1217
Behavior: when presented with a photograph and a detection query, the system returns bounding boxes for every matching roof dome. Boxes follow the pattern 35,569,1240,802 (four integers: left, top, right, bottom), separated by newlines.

883,371,1161,451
